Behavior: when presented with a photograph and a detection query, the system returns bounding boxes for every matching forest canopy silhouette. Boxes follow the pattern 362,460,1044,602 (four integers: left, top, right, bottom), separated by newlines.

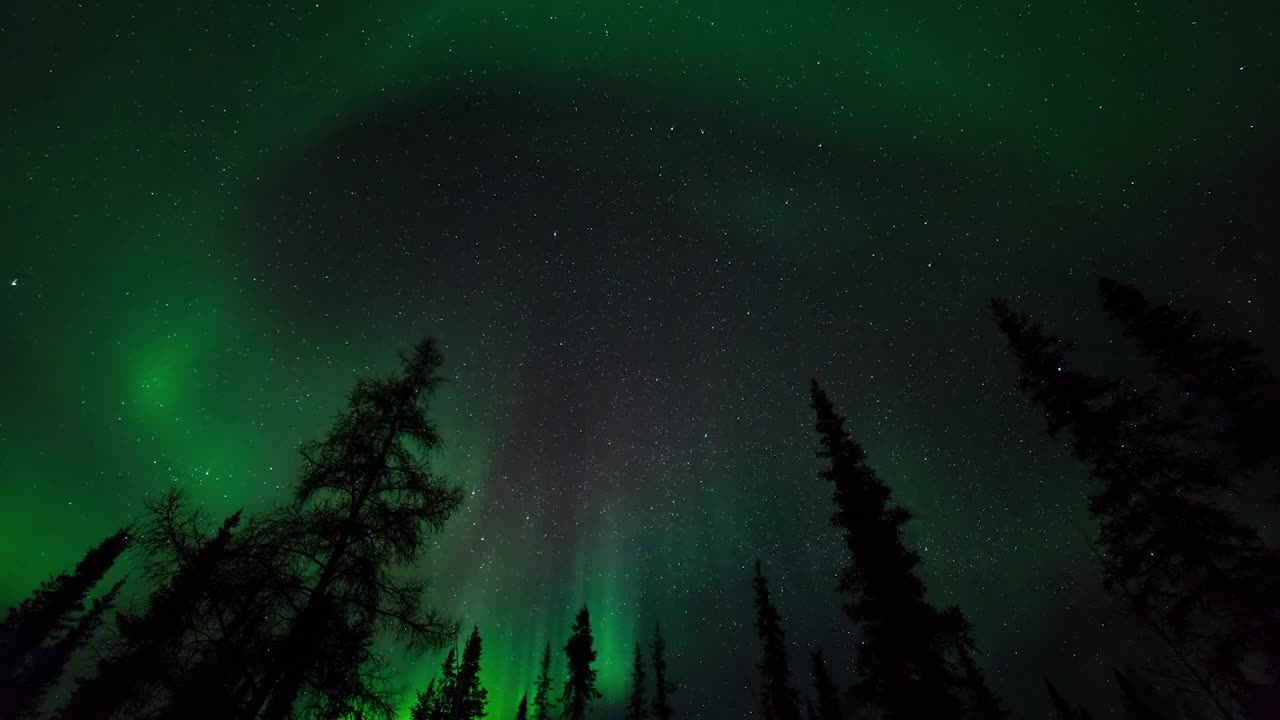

1,279,1276,720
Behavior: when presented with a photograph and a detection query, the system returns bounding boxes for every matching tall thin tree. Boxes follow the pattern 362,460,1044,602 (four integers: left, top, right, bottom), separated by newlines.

810,381,999,719
0,528,130,685
1098,276,1280,479
625,642,647,720
650,623,674,720
560,606,601,720
752,561,799,720
243,339,463,719
991,297,1280,719
531,642,555,720
3,579,124,720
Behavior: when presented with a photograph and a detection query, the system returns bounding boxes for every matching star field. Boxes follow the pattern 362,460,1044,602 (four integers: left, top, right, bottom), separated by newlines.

2,3,1277,718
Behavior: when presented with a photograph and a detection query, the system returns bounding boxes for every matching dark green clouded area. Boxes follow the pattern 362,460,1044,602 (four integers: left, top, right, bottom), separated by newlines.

3,2,1277,717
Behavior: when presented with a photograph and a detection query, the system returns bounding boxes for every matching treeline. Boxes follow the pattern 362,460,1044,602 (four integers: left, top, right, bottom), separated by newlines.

1,279,1278,719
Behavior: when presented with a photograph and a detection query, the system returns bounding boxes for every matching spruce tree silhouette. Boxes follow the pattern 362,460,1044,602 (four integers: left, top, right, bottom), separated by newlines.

1098,277,1280,481
450,625,488,719
409,678,438,720
752,561,799,720
0,528,130,687
531,642,556,720
241,338,463,720
414,647,458,720
625,642,647,720
58,510,242,720
3,579,123,720
809,381,999,720
809,648,842,720
650,623,674,720
991,297,1280,719
1045,677,1096,720
514,695,530,720
560,606,601,720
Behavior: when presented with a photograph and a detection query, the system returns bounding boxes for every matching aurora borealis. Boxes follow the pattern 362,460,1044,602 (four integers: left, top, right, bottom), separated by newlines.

2,1,1278,717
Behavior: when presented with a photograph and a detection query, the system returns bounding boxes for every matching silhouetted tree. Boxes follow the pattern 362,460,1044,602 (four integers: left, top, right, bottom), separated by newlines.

532,642,555,720
409,678,437,720
1099,277,1280,480
752,561,800,720
143,493,298,720
810,649,842,720
560,606,601,720
650,624,674,720
240,339,463,719
625,642,647,720
416,647,459,720
58,511,242,720
1046,677,1095,720
514,695,529,720
0,528,130,685
3,580,123,720
810,381,999,719
1115,668,1175,720
957,646,1007,719
991,297,1280,719
450,626,488,719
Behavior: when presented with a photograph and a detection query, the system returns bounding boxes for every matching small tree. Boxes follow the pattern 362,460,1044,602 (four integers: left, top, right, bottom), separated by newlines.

625,642,647,720
514,695,530,720
752,561,799,720
531,642,556,720
560,606,601,720
650,624,674,720
451,626,488,719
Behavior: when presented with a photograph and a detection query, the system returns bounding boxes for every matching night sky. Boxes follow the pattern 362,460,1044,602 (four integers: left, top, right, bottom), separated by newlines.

3,2,1278,718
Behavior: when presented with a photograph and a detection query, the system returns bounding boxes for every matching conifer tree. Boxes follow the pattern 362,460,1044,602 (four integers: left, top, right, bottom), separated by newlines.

805,699,818,720
810,381,998,720
752,561,799,720
810,648,842,720
450,625,488,719
514,695,530,720
560,606,601,720
625,642,647,720
0,528,130,684
957,646,1007,720
1046,677,1095,720
650,624,674,720
1098,277,1280,479
242,339,463,719
991,298,1280,719
3,580,124,720
425,647,460,720
531,642,555,720
410,678,438,720
58,511,242,720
